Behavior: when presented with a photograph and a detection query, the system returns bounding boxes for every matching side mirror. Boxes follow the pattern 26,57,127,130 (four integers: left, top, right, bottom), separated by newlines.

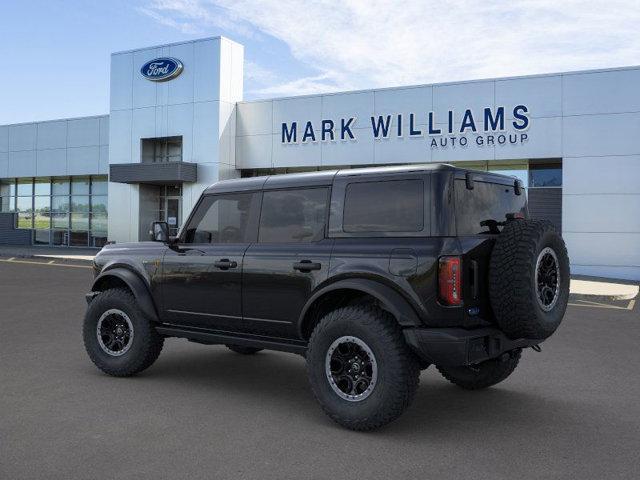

150,221,170,242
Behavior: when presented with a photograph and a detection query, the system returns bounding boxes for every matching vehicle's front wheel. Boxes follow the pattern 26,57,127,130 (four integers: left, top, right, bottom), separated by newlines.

306,305,420,431
436,349,521,390
83,288,164,377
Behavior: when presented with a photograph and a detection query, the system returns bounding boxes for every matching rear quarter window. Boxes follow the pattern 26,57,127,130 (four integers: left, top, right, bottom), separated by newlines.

455,179,527,235
343,179,424,233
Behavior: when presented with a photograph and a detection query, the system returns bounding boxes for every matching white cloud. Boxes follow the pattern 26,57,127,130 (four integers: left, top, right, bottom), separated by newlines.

140,0,261,39
250,72,344,97
144,0,640,97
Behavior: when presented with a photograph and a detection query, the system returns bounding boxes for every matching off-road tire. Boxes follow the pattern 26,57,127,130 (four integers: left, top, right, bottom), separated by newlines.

226,344,263,355
489,219,570,340
83,288,164,376
437,349,522,390
306,305,420,431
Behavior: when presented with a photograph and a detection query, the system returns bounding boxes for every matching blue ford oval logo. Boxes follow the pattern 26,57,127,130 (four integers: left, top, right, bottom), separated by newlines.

140,57,184,82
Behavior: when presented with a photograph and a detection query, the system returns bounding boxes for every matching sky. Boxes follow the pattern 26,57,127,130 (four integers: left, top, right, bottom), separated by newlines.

1,0,640,124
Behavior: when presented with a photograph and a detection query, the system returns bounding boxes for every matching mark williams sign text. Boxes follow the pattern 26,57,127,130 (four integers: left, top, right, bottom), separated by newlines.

281,105,530,148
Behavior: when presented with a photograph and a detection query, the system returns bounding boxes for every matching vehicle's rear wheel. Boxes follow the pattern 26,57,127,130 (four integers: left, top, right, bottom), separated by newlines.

489,219,570,340
306,305,420,431
83,288,164,376
226,344,263,355
436,349,521,390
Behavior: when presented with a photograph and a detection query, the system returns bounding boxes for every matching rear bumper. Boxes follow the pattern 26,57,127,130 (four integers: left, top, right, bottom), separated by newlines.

403,326,540,367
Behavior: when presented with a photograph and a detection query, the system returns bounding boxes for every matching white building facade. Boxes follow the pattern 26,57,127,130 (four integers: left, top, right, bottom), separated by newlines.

0,36,639,280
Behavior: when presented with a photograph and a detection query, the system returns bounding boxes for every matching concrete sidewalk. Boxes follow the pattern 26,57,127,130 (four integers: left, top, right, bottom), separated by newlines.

569,276,639,302
0,245,97,263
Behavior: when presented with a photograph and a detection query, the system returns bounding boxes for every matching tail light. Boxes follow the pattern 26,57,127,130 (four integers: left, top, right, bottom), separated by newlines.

438,256,462,306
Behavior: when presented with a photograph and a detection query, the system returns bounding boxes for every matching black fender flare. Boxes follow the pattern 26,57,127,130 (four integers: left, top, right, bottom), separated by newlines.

297,278,422,337
91,267,159,322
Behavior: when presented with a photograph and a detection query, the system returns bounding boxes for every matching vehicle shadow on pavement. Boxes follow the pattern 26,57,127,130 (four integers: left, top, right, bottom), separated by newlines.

134,342,315,402
114,341,616,438
78,338,640,470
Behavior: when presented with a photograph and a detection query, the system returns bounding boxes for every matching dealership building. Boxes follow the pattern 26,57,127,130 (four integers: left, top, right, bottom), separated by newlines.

0,36,639,280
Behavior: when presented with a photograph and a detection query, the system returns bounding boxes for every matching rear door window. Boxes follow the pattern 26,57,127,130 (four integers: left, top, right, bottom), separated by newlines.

258,188,329,243
343,179,424,233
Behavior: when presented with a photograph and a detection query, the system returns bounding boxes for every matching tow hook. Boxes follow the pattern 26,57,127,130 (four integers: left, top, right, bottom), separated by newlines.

531,344,542,352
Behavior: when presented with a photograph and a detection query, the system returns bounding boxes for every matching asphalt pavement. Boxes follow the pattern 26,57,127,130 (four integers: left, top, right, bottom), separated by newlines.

1,258,639,480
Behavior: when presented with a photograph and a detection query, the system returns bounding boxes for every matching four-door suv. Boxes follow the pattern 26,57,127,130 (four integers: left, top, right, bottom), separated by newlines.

83,164,569,430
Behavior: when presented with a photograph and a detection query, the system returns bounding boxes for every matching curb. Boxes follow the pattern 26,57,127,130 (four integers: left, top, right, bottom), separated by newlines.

569,292,637,303
569,277,639,303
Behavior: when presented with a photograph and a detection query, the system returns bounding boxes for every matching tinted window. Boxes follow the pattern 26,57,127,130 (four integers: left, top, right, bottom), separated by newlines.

343,180,424,232
455,180,527,235
259,188,328,243
184,193,259,244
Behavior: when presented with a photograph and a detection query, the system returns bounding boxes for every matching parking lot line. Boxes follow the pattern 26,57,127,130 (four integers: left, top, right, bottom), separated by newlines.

0,258,92,269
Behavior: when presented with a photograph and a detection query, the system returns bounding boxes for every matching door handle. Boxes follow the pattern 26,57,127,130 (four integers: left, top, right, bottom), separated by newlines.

214,259,238,270
293,260,321,272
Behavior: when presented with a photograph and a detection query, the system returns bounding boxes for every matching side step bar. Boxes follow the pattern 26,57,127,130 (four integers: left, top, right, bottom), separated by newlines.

155,325,308,355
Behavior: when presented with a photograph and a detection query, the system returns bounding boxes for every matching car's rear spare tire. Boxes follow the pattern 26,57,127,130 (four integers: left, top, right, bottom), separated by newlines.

489,219,569,340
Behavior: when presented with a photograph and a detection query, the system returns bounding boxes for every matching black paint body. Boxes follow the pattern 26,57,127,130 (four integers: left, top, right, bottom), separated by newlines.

90,164,531,365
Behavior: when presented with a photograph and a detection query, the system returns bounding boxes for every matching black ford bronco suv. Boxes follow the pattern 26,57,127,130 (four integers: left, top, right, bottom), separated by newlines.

83,164,569,430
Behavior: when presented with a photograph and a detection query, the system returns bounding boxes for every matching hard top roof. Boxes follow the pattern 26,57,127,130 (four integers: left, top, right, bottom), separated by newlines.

203,163,516,194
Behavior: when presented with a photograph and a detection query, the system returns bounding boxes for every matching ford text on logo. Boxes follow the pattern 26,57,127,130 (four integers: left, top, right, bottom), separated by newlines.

281,105,530,149
140,57,184,82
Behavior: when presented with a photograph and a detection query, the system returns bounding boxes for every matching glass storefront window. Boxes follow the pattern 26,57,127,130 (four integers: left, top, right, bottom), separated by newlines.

1,179,16,198
165,184,182,196
71,195,90,212
90,233,108,248
34,178,51,196
16,196,33,228
91,177,108,195
2,175,107,245
17,179,33,196
71,213,89,230
91,195,107,214
17,214,33,229
33,196,51,229
52,229,68,246
52,178,70,195
90,213,108,233
72,177,90,195
34,230,51,245
52,213,69,229
52,196,70,213
0,196,15,213
69,231,88,246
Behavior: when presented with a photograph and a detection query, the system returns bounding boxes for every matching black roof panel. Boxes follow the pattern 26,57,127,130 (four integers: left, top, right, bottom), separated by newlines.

203,163,518,194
